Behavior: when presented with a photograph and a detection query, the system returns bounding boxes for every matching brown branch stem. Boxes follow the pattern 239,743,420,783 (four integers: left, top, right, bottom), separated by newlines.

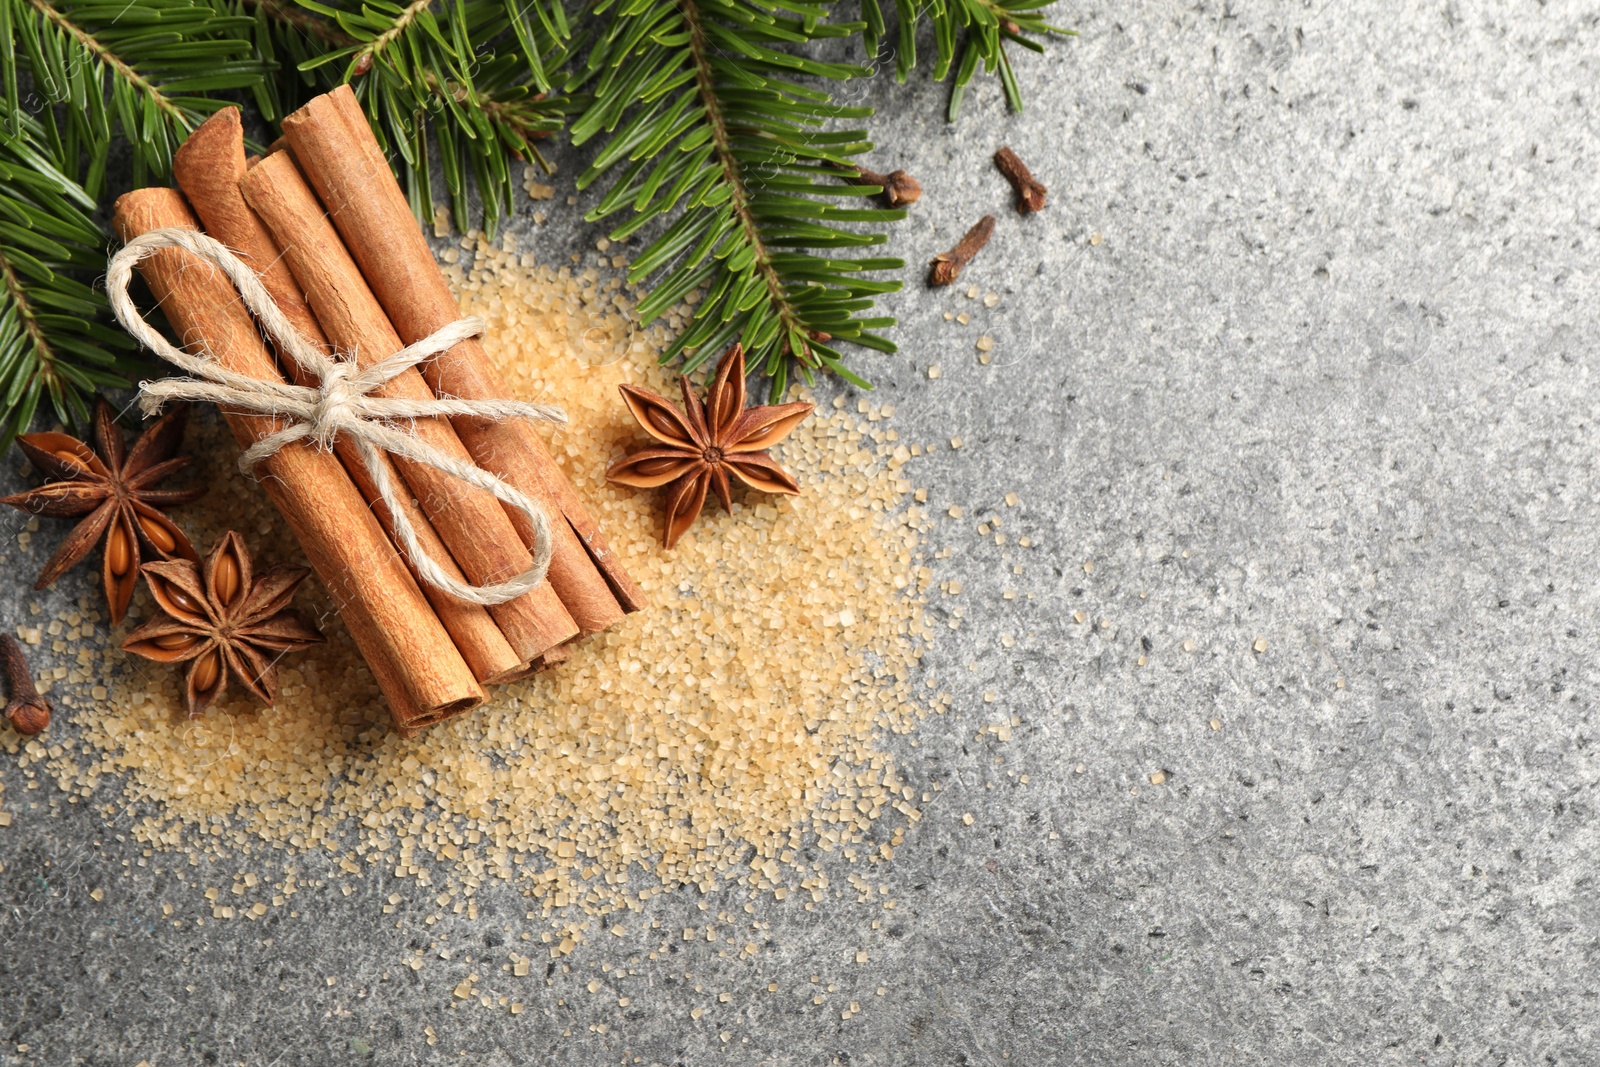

677,0,811,367
0,253,62,407
353,0,435,74
241,0,352,46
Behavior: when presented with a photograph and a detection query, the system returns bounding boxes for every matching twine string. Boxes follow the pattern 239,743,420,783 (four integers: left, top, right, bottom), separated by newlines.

105,227,565,608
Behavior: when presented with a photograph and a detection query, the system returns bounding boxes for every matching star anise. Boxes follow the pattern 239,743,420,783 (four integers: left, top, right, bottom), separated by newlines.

2,399,204,624
121,531,323,718
606,343,813,548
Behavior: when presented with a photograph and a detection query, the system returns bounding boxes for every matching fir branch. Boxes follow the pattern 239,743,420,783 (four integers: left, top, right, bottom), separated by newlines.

571,0,904,398
229,0,348,122
0,122,137,449
861,0,1071,119
3,0,276,190
0,0,1063,447
25,0,190,129
0,253,58,443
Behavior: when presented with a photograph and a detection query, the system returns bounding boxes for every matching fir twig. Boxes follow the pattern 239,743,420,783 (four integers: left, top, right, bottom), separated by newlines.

0,121,138,449
571,0,904,398
3,0,276,191
861,0,1072,119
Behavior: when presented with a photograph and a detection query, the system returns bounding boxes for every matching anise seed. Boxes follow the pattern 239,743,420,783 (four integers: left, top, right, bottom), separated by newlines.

215,552,241,606
140,516,178,554
53,450,89,471
107,527,133,576
607,344,811,548
154,633,199,651
162,581,202,615
191,650,221,694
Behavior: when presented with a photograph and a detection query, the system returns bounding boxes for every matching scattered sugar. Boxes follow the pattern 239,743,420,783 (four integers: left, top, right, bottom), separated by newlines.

41,243,939,930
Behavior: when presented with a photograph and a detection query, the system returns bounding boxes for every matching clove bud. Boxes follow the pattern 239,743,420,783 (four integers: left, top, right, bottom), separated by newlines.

2,634,51,736
929,215,996,287
845,165,923,209
994,146,1047,214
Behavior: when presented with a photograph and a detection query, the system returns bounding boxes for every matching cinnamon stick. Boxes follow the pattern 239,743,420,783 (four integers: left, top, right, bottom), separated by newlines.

113,188,483,735
172,109,527,686
239,151,579,664
281,86,643,634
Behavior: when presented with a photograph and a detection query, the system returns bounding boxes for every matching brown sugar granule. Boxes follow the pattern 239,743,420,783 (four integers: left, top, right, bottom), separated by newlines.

47,236,937,923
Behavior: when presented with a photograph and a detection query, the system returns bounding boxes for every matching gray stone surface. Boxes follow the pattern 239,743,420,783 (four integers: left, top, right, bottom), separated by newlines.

4,1,1599,1062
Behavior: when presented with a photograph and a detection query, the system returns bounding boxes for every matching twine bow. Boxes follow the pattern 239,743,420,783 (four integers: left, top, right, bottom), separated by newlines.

106,227,565,607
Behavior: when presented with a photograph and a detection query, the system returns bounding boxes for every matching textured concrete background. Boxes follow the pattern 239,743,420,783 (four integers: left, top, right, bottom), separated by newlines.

4,1,1599,1063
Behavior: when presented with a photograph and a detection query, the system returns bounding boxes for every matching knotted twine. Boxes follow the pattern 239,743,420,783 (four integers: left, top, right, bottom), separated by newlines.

106,227,565,607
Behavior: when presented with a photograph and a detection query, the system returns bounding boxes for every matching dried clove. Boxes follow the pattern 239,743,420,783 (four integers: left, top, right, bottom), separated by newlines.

994,146,1047,214
929,215,996,287
2,634,51,736
843,165,923,209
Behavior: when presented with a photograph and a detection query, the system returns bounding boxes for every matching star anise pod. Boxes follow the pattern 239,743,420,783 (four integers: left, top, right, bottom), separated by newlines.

2,399,204,624
606,343,813,548
121,531,323,718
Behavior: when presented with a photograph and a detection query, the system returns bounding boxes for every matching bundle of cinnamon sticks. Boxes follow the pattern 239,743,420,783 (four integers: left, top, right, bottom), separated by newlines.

113,87,641,736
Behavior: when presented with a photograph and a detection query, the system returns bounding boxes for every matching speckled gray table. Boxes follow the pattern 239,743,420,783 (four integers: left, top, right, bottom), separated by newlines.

5,2,1599,1063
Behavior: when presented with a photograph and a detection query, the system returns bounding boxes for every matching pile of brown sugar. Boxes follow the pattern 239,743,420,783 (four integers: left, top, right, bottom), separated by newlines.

15,233,944,935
